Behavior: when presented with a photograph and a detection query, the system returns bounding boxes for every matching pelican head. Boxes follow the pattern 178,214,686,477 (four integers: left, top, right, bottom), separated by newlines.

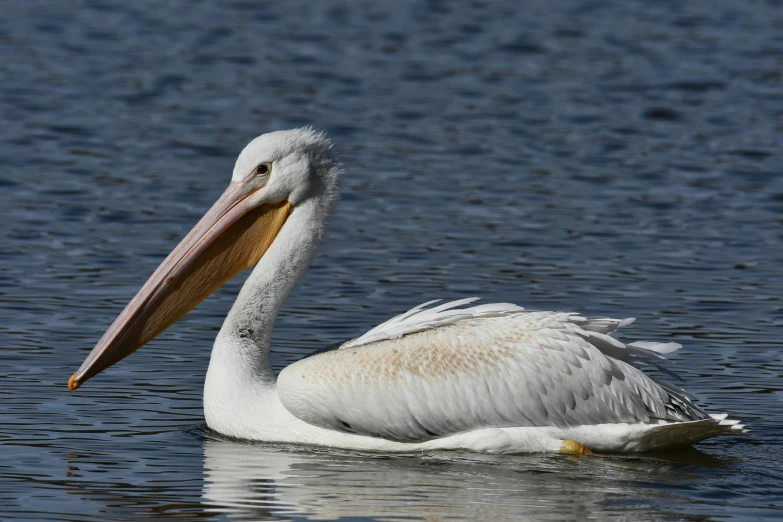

69,128,339,391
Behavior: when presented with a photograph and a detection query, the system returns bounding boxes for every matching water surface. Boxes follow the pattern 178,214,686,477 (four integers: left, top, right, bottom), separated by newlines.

1,0,782,520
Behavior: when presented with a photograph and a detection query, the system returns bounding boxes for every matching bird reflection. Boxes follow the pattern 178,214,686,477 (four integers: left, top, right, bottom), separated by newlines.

200,436,730,521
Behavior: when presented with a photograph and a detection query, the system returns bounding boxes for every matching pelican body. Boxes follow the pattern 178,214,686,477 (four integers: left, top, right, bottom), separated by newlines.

69,129,743,453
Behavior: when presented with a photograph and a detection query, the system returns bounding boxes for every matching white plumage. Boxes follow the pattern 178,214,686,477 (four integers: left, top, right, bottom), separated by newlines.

277,299,742,451
72,128,744,454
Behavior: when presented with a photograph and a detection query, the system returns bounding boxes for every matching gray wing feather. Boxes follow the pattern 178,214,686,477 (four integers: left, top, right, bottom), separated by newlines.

278,308,708,442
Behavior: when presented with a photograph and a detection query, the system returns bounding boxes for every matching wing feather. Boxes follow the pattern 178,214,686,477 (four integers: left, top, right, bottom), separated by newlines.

278,300,709,442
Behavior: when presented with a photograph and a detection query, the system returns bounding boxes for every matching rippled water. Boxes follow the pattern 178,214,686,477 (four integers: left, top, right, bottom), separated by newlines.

2,0,782,520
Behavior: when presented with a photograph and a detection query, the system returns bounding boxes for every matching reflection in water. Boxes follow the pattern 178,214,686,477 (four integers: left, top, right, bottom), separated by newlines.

200,436,728,521
48,428,743,521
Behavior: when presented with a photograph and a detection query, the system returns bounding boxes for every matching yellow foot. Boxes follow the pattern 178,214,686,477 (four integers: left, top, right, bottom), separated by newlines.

559,440,592,455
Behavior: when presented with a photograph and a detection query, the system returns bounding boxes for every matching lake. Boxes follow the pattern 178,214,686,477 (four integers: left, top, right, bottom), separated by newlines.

1,0,782,520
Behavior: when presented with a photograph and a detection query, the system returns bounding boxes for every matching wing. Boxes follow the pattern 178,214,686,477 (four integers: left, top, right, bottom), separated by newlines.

277,299,708,442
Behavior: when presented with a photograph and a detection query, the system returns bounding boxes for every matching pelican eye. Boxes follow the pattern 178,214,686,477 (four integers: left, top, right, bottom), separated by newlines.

255,163,271,176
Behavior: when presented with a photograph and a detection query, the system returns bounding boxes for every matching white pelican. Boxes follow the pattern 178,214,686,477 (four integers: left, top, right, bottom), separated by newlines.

69,128,744,454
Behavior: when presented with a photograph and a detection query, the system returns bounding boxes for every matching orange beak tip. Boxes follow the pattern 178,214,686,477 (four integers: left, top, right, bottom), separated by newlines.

68,373,80,392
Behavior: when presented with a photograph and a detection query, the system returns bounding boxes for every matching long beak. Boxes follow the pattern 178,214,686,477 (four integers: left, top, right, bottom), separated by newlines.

68,180,292,391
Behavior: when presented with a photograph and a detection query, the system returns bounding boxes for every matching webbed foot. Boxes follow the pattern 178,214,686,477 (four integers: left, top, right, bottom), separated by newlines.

559,440,592,455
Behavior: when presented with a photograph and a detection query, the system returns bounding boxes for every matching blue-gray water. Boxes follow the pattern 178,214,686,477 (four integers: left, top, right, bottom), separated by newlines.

2,0,782,520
